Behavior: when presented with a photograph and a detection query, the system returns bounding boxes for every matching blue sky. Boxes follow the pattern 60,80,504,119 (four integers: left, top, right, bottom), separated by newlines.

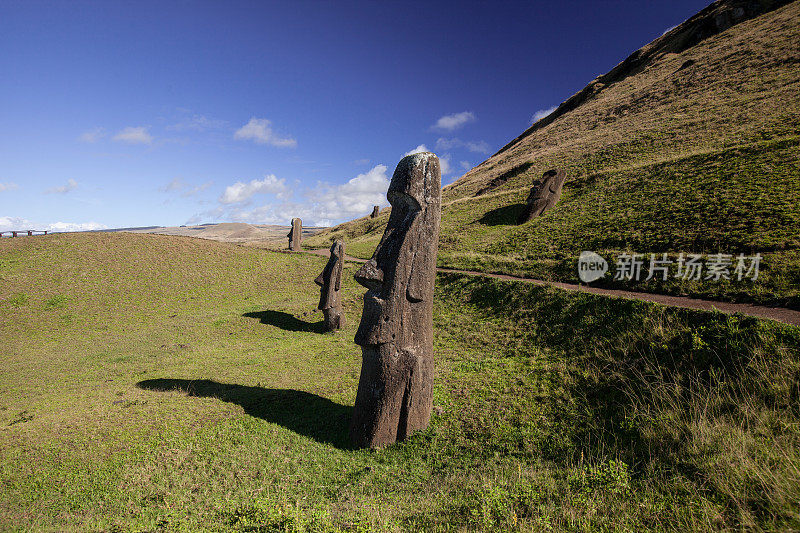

0,0,710,231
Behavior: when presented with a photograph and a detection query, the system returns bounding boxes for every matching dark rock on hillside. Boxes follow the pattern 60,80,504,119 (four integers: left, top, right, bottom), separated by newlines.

517,169,567,223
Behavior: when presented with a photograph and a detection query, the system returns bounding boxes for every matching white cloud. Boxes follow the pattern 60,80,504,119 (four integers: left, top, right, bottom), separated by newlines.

439,153,452,175
0,182,19,192
79,127,105,143
0,216,34,231
313,165,390,221
465,141,491,154
530,106,557,125
460,160,472,170
45,179,78,194
160,177,213,197
434,138,490,154
0,216,107,232
219,174,288,204
353,158,370,166
234,118,297,148
404,144,429,156
168,114,226,131
161,177,185,193
661,25,677,36
192,164,392,227
432,111,476,131
46,221,108,232
113,126,153,145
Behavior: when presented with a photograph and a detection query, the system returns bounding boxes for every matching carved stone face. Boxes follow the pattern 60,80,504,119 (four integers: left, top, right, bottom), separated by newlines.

350,152,442,447
288,218,302,250
314,240,344,311
353,152,441,349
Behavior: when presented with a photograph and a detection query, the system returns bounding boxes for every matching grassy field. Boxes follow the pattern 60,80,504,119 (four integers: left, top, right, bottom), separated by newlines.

305,2,800,308
2,232,799,531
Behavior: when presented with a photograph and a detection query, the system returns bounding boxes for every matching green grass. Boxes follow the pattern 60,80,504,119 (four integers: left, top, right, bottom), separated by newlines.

308,138,800,307
1,233,799,530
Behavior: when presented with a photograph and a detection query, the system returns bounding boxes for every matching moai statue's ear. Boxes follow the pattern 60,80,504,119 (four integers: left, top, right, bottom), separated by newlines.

406,241,434,303
334,255,342,291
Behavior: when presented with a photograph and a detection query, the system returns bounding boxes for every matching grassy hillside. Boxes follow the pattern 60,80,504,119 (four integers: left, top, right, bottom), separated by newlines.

305,0,800,307
2,233,799,530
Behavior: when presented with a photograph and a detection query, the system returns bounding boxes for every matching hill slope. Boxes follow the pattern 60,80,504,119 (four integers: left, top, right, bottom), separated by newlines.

306,0,800,307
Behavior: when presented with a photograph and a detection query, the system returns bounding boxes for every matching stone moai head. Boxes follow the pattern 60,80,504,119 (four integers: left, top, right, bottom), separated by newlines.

517,169,566,224
350,152,441,447
287,218,302,251
314,240,345,331
370,205,380,218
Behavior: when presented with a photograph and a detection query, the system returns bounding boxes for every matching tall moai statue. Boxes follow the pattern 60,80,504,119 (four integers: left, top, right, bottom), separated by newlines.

370,205,380,218
517,169,566,224
287,218,302,251
314,240,345,331
350,152,442,448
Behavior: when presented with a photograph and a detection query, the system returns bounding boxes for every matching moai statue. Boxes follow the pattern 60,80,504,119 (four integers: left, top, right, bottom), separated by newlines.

287,218,302,251
314,240,346,331
350,152,441,448
370,205,380,218
517,169,567,224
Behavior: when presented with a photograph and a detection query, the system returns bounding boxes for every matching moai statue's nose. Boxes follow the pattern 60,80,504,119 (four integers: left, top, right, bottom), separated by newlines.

354,259,384,291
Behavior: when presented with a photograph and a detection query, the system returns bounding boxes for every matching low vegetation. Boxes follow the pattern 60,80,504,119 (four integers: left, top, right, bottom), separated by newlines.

1,233,798,530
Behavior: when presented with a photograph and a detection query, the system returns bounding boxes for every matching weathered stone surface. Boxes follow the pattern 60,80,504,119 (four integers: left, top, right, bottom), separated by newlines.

287,218,302,251
517,169,566,223
314,240,345,331
350,152,441,448
370,206,380,218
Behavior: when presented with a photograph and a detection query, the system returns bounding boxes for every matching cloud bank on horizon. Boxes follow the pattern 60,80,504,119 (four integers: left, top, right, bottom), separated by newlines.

2,105,486,230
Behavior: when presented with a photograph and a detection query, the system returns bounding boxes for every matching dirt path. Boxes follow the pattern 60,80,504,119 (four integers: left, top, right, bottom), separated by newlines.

303,248,800,327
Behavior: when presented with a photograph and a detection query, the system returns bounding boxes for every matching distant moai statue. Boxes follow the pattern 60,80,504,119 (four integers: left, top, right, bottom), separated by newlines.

517,169,567,224
27,231,33,236
287,218,302,251
314,240,346,331
11,231,18,238
370,206,380,218
350,152,442,448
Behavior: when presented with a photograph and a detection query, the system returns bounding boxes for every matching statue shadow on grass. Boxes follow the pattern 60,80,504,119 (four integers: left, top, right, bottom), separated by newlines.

243,310,326,334
477,203,527,226
137,378,353,449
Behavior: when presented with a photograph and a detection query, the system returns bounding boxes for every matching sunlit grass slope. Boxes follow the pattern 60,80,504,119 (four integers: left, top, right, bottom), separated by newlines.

1,232,799,530
306,1,800,306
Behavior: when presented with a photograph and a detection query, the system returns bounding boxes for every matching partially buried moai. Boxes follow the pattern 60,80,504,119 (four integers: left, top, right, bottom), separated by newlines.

314,240,345,331
287,218,302,251
350,152,441,448
517,169,566,224
370,205,380,218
